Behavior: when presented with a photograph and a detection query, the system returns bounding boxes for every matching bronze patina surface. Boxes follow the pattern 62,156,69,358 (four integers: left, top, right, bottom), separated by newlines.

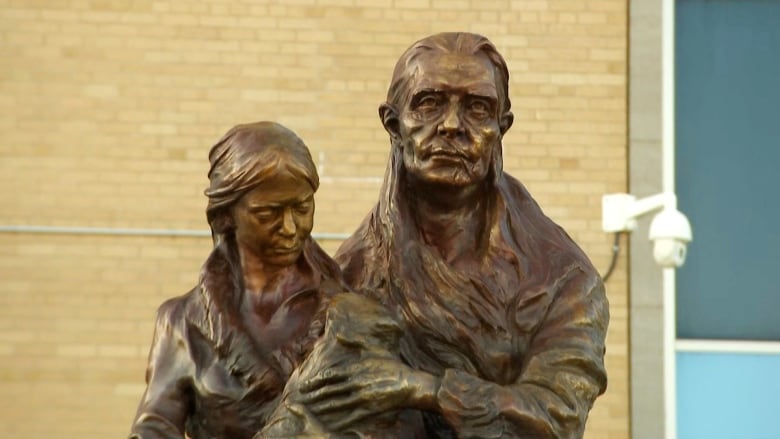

259,292,425,438
131,32,608,439
129,122,344,439
304,32,609,439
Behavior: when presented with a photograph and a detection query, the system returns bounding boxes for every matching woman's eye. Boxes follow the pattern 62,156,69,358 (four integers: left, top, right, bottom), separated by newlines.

295,203,312,214
254,209,276,219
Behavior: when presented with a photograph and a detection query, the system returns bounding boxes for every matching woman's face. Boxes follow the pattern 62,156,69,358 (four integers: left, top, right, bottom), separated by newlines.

231,169,315,268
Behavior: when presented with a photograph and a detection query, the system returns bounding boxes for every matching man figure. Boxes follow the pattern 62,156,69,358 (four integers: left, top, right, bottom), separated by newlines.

303,32,609,438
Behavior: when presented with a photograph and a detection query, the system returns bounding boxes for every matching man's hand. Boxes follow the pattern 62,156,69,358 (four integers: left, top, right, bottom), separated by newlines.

298,358,439,431
254,403,331,439
286,403,332,438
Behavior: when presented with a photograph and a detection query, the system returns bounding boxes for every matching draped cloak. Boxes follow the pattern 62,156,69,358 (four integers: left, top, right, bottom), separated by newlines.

129,239,342,439
335,149,609,439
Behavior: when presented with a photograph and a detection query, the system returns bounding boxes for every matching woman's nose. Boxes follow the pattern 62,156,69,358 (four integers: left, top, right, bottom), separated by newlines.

278,209,296,237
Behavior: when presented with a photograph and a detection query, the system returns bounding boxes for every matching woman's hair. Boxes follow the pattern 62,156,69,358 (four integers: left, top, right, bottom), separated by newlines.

204,121,319,244
196,122,341,373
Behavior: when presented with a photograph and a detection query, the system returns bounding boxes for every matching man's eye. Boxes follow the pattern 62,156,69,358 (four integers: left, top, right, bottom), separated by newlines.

468,100,490,118
416,96,439,111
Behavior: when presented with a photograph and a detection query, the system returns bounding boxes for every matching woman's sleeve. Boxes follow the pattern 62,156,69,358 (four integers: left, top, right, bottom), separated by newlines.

129,301,193,439
435,271,609,439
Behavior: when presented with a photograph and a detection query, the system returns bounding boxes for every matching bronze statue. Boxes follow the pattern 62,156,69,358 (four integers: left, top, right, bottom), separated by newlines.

129,122,344,439
301,32,609,438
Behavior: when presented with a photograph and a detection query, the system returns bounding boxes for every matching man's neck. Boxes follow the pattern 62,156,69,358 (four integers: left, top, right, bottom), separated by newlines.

407,179,491,264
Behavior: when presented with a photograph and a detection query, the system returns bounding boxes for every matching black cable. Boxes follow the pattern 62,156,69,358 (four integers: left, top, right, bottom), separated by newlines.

601,232,622,282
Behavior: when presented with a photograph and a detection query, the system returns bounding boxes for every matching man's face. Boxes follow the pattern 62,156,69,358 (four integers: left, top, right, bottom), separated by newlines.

397,52,503,188
231,169,314,268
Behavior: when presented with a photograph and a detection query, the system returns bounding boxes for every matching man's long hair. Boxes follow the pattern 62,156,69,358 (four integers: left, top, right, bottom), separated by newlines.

337,33,596,382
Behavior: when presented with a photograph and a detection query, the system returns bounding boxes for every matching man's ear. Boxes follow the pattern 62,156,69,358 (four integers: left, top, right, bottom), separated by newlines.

378,102,400,142
499,111,514,135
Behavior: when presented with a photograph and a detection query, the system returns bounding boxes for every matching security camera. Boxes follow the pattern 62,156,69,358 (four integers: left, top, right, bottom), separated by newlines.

649,208,692,268
602,192,693,269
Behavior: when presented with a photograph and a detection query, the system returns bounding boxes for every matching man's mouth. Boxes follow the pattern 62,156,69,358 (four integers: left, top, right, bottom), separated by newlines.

424,141,476,162
426,153,466,168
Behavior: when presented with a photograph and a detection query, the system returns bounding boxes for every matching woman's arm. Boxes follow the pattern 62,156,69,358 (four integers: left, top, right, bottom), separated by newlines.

129,301,192,439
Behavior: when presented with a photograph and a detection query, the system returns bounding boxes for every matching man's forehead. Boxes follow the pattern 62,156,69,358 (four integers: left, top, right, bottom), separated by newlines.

408,52,498,97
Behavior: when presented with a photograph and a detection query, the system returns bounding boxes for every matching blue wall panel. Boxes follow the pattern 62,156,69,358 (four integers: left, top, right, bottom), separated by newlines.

676,0,780,340
677,352,780,439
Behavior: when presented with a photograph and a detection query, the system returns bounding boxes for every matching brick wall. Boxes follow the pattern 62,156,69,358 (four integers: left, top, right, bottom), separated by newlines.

0,1,628,437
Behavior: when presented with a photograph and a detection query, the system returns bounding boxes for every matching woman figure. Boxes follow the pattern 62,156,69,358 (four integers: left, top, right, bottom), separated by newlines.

129,121,343,439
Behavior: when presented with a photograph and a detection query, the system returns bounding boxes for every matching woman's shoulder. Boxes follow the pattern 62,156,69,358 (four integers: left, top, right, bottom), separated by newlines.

154,287,202,329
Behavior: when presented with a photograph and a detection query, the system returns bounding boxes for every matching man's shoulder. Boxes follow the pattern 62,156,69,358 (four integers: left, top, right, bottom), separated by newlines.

334,207,380,262
498,174,545,215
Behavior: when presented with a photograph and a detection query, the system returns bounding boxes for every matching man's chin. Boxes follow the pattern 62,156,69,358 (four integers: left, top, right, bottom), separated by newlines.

408,166,487,188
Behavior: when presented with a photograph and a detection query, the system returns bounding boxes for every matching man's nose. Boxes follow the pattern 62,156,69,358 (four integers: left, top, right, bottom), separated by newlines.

278,209,296,237
437,104,464,137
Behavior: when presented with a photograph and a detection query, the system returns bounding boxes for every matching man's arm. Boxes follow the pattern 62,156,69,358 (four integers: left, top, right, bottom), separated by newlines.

434,270,609,438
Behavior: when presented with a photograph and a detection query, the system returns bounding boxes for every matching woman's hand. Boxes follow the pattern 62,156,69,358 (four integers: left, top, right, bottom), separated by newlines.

298,358,439,431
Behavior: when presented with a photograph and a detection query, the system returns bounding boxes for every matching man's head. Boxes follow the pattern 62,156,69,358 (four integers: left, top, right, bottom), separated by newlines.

379,33,514,188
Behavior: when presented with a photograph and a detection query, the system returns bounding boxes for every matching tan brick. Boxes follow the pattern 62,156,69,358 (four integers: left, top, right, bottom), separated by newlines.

0,1,628,438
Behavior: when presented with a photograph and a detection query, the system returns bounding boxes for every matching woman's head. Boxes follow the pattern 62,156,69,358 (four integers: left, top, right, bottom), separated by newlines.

205,122,319,258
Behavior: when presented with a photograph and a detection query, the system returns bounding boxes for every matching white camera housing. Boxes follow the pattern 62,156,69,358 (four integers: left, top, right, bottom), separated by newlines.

648,208,692,268
602,192,693,268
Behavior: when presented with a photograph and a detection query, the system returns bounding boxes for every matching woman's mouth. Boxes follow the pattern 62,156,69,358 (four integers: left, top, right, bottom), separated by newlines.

272,244,301,254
